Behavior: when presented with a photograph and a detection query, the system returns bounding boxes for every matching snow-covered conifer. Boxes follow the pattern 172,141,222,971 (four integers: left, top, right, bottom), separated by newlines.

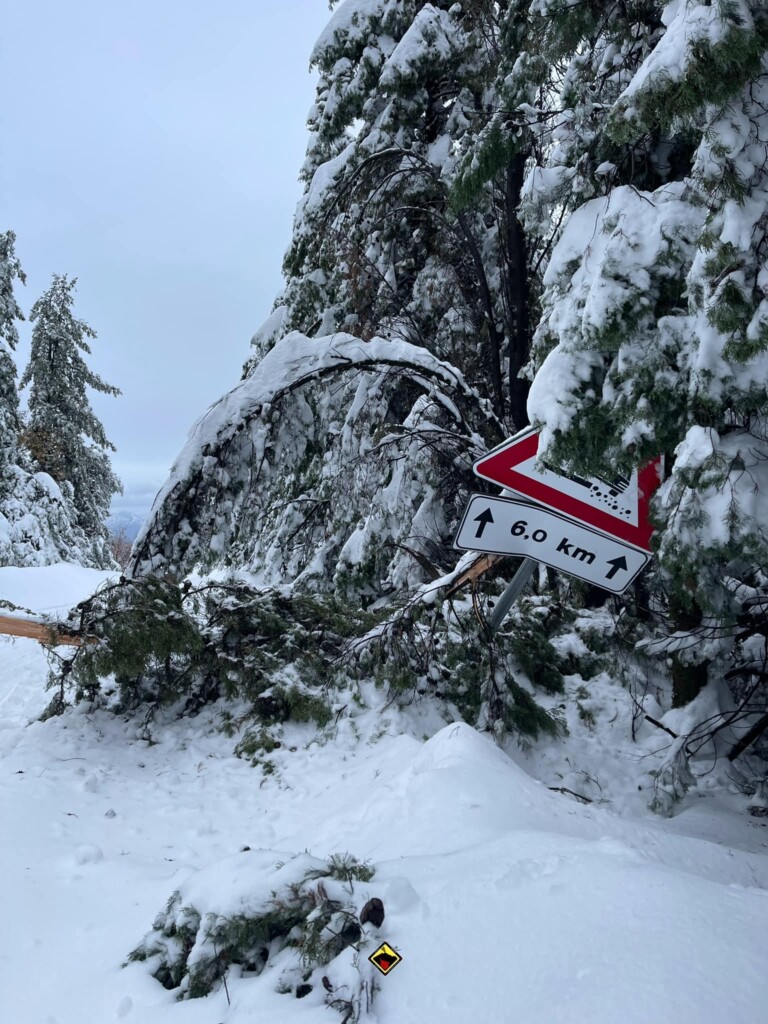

140,2,522,595
284,0,524,420
0,230,26,483
525,2,768,591
521,1,768,723
121,1,570,744
0,236,104,568
20,273,121,565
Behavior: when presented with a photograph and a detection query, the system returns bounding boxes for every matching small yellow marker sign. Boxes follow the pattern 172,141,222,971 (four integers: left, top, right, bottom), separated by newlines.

369,942,402,976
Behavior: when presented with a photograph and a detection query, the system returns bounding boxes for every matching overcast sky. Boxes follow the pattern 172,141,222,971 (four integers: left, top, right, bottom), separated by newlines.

2,0,331,516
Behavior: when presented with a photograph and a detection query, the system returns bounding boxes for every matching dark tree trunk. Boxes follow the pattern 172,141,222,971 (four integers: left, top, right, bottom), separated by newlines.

671,658,709,708
669,600,710,707
503,155,530,431
581,584,611,609
456,212,505,418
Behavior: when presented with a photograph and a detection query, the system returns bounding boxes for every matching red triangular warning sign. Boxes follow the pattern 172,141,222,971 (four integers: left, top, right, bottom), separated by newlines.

473,428,661,552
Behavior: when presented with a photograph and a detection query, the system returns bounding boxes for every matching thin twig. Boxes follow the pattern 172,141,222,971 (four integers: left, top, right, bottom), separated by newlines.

212,938,231,1006
548,786,592,804
644,714,678,740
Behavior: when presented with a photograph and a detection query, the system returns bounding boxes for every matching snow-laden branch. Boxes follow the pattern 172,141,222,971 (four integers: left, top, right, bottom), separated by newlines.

131,331,499,576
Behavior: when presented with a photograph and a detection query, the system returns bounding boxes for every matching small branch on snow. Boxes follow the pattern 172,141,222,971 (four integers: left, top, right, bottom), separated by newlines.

548,786,592,804
643,714,679,740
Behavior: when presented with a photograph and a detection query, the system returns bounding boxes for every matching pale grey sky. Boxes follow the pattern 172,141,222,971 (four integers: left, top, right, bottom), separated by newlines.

2,0,331,515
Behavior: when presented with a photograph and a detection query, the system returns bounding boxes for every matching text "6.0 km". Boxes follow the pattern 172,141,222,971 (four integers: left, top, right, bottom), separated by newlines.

454,494,649,596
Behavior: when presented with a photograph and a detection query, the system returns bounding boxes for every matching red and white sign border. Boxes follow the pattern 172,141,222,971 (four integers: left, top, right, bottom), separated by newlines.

473,427,661,553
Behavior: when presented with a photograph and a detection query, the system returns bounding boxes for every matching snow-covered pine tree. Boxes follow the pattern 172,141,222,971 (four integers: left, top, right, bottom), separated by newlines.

519,1,768,766
119,0,564,744
20,273,121,567
0,230,26,486
137,2,558,589
0,237,100,568
439,0,768,781
282,0,531,423
138,0,517,593
454,0,678,408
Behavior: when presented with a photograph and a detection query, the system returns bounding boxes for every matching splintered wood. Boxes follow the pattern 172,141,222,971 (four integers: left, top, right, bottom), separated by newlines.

0,614,93,647
446,554,503,596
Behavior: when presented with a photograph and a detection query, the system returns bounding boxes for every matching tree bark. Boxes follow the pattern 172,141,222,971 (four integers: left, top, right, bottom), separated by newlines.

456,212,505,418
727,711,768,762
669,600,710,707
503,155,531,431
670,659,708,707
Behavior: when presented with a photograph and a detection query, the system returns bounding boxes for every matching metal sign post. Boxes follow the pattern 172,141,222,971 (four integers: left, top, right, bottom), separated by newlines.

489,558,538,632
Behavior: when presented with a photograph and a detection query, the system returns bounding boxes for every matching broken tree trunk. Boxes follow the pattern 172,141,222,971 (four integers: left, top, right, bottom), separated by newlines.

0,614,95,647
446,554,504,597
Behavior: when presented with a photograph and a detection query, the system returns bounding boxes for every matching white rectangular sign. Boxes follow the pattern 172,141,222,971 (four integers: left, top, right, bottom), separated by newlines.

455,494,649,594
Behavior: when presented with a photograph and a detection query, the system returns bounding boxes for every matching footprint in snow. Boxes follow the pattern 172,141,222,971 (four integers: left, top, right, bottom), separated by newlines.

75,844,104,865
116,996,133,1018
385,876,421,912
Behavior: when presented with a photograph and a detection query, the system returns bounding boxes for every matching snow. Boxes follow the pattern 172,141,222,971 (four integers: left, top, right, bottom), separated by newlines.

528,183,701,454
0,465,102,570
0,569,767,1023
247,304,287,359
311,0,383,63
299,139,357,222
379,5,455,88
0,562,116,617
33,471,63,500
617,0,752,111
133,330,486,575
658,423,768,554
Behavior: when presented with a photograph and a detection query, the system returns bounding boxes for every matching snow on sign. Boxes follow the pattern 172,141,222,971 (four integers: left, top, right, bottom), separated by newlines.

455,494,649,594
473,427,662,552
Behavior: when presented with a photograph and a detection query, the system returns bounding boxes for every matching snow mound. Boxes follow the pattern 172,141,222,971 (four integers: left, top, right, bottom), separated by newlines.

342,722,559,858
1,577,766,1024
411,720,533,776
178,849,322,919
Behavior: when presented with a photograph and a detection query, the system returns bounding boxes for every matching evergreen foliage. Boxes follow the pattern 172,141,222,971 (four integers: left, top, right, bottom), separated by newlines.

128,850,375,1017
21,273,121,565
0,230,26,479
0,466,96,569
511,0,768,601
0,235,105,568
49,576,374,721
434,0,768,757
131,331,501,594
48,573,565,749
59,1,768,799
518,0,768,736
123,0,558,748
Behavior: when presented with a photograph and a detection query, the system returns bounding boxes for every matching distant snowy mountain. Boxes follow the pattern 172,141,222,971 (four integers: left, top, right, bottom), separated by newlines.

106,510,145,542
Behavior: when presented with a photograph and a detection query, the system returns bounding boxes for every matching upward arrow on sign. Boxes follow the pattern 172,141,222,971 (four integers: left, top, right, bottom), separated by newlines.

473,427,661,552
474,508,494,538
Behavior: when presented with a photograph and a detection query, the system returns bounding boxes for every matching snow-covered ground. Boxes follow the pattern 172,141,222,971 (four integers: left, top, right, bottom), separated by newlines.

0,562,116,618
1,565,766,1023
